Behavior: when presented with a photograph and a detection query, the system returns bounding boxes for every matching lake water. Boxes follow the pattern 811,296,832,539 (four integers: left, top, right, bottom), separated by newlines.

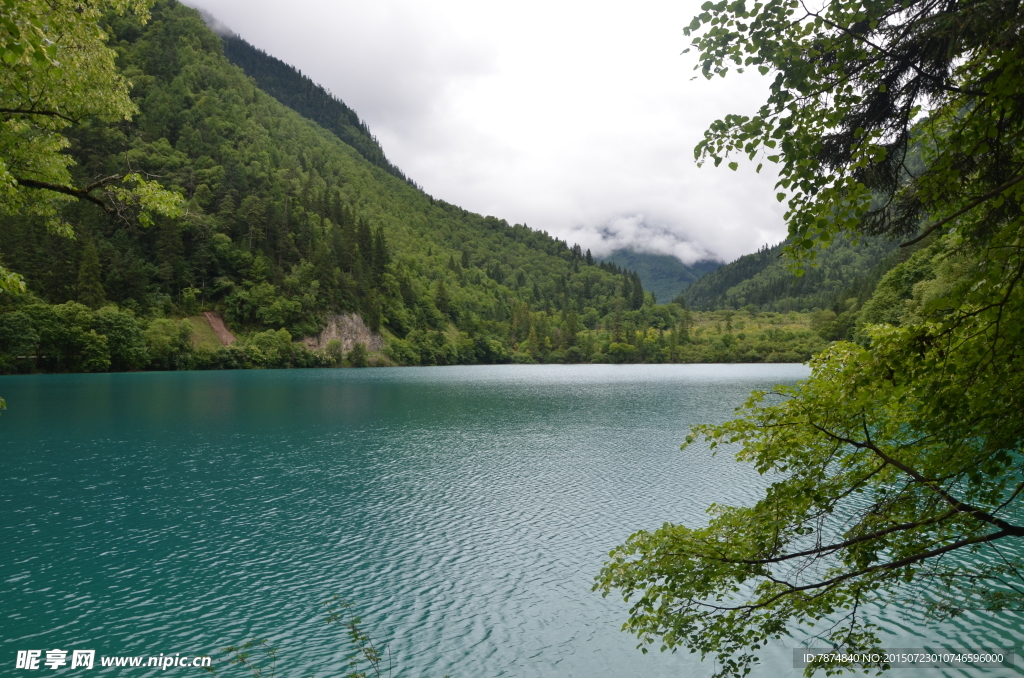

2,365,1021,677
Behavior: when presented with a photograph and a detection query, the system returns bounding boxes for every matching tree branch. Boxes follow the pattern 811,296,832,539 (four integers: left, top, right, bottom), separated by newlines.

900,174,1024,247
796,2,985,98
674,508,960,567
809,420,1024,536
696,527,1016,613
0,107,79,124
13,175,121,212
83,174,122,193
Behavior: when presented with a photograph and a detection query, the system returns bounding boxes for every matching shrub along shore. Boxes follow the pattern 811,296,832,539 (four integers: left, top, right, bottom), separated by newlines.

0,297,828,373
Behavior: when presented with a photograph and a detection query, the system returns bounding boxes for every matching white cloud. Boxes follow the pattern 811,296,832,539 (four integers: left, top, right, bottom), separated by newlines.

186,0,788,263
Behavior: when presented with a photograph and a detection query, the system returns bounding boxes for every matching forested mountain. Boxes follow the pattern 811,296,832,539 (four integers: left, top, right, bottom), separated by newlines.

683,236,900,313
602,250,720,304
0,0,843,374
0,0,655,369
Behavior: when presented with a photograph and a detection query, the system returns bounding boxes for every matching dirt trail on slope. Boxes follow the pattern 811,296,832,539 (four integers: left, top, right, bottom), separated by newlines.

202,311,236,346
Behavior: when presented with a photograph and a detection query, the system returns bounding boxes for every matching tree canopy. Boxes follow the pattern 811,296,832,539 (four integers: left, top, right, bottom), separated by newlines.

596,0,1024,675
0,0,182,294
687,0,1023,257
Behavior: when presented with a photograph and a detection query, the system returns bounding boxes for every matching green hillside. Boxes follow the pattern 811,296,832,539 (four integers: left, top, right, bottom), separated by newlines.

602,250,719,304
0,0,651,369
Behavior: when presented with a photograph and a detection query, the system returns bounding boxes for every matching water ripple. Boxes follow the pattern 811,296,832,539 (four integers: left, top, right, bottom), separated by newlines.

3,365,1016,676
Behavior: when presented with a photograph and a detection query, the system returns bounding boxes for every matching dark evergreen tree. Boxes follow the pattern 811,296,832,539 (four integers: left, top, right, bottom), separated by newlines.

435,278,452,319
76,240,106,309
630,273,646,310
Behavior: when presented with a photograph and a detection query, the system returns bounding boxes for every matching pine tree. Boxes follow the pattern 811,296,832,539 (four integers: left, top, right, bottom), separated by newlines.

435,278,451,318
356,218,374,272
630,273,645,310
371,227,390,283
76,240,106,309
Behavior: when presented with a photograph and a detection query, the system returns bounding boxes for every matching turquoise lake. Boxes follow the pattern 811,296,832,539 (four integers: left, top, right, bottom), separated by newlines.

2,364,1021,676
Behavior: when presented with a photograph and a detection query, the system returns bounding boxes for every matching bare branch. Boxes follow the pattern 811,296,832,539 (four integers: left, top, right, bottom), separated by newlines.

666,508,958,566
701,527,1015,613
13,175,122,213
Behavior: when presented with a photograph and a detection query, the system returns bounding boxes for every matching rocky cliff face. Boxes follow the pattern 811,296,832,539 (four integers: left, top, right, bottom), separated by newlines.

302,314,385,353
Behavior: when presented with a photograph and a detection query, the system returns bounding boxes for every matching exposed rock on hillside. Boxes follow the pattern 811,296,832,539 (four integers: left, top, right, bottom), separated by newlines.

303,314,384,353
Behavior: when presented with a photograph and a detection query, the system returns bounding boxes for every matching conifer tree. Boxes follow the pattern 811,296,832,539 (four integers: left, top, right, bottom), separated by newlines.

434,278,451,319
76,240,106,309
629,274,645,310
371,227,389,283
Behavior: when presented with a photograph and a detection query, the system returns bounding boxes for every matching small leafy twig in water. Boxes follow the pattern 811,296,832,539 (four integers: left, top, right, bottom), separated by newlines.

204,638,277,677
324,596,392,678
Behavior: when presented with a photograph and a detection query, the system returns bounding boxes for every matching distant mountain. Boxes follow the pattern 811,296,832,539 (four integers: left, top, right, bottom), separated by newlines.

683,236,901,312
601,250,720,305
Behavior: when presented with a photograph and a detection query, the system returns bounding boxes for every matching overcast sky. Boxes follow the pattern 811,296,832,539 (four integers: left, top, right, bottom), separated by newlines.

186,0,787,264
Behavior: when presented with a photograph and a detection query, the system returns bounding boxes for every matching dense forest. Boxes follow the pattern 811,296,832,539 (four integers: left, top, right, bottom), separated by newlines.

683,235,899,312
